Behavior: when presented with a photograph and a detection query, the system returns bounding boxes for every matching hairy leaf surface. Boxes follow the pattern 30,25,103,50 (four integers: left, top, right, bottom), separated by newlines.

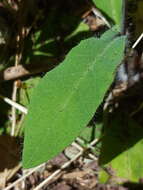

22,29,125,168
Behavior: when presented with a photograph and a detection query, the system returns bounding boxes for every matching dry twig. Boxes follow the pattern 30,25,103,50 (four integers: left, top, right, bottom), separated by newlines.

0,60,58,82
0,95,28,114
3,163,46,190
11,34,21,136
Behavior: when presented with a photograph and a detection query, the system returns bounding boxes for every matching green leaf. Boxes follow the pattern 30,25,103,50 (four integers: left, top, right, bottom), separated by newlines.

92,0,122,30
33,51,53,56
22,29,125,168
65,22,89,41
99,169,110,183
99,112,143,182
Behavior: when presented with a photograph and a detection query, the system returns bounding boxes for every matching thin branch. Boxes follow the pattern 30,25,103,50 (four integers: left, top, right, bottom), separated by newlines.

6,163,22,184
34,138,99,190
11,34,21,136
3,163,46,190
11,81,18,136
0,95,28,114
72,142,83,151
88,153,98,161
34,151,83,190
132,33,143,49
15,113,26,136
0,60,58,82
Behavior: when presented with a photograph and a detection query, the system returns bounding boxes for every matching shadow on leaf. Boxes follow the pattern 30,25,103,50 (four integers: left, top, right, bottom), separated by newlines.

99,111,143,165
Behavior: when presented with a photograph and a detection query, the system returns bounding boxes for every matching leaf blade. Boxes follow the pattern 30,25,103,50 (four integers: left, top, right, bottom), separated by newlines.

99,113,143,182
22,29,125,168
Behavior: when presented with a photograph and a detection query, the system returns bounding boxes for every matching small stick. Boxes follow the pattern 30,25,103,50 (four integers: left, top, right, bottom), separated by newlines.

132,33,143,49
76,137,98,150
0,95,28,114
90,138,99,146
34,138,99,190
72,142,83,151
33,151,83,190
15,113,26,136
88,153,98,161
11,34,21,136
76,137,85,144
3,163,45,190
11,81,18,136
